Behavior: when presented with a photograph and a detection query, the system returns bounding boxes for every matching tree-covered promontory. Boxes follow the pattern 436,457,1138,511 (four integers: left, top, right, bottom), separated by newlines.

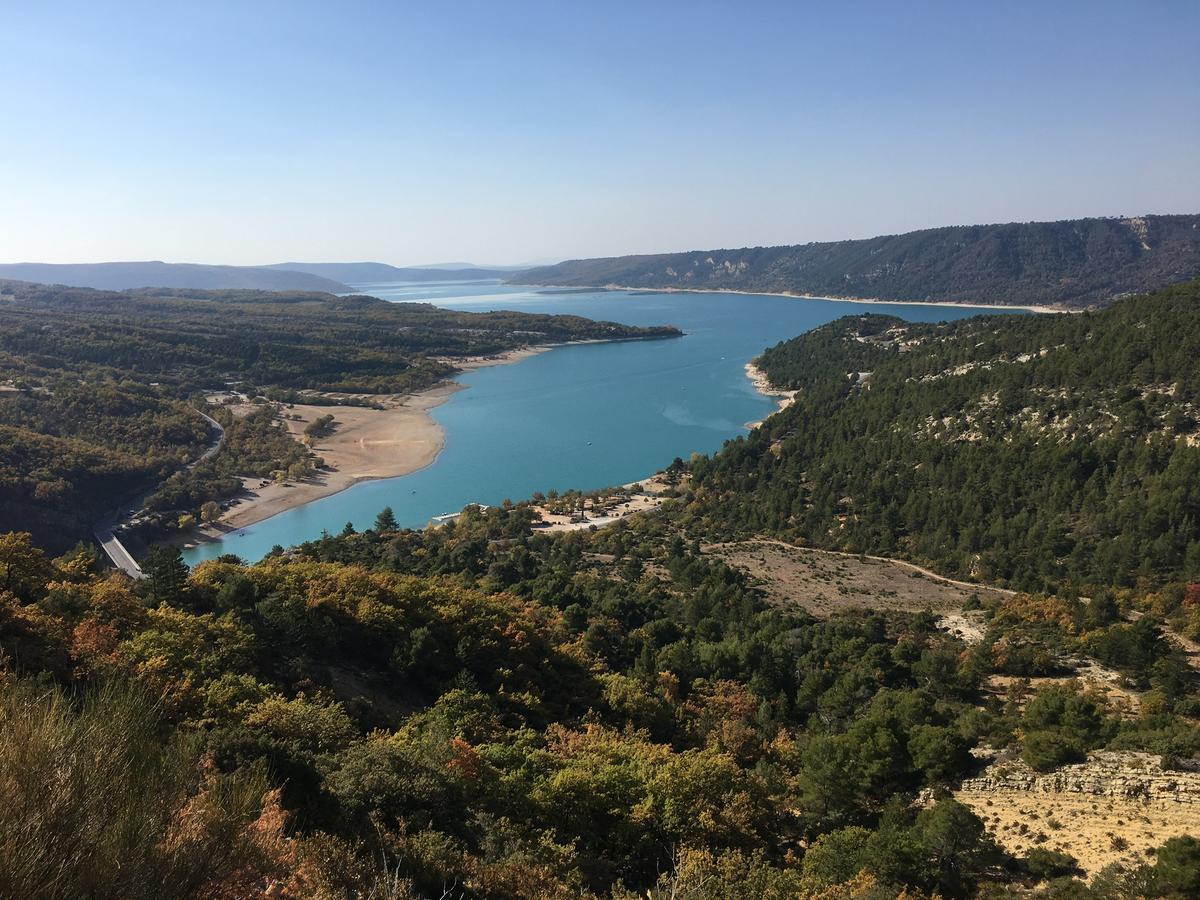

688,279,1200,592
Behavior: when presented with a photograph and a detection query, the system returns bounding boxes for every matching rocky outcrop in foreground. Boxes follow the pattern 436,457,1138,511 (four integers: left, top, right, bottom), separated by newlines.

960,751,1200,804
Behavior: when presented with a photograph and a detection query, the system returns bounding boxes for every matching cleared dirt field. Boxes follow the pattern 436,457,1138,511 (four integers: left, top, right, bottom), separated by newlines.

706,539,1011,619
531,474,674,533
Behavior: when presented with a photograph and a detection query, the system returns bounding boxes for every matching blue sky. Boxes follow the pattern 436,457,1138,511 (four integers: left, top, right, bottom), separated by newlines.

2,1,1197,265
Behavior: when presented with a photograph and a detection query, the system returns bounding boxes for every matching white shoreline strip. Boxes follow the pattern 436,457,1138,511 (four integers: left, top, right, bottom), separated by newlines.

516,282,1069,315
744,361,797,429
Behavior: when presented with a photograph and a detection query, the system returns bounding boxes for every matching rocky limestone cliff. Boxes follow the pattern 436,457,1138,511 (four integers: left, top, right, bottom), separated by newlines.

959,751,1200,804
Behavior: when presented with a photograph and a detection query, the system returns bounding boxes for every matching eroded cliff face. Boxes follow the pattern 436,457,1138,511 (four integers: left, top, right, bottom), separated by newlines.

960,751,1200,803
956,751,1200,876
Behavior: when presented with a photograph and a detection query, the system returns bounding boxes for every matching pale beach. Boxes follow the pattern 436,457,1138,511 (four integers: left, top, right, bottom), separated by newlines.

526,282,1072,315
181,349,556,544
744,360,797,428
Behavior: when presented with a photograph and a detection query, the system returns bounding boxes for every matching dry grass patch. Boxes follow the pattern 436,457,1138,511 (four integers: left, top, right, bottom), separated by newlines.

706,539,1009,623
956,752,1200,878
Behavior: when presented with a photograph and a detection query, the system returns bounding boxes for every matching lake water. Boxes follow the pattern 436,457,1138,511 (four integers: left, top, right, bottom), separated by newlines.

183,282,1011,564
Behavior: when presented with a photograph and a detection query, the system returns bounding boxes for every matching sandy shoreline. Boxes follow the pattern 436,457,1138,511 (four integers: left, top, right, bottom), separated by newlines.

180,384,461,545
181,336,688,547
522,282,1070,315
180,349,560,547
438,345,549,371
744,361,797,428
184,343,796,548
182,310,913,549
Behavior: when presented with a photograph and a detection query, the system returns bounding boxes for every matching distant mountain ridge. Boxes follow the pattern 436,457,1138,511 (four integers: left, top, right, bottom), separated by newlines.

514,214,1200,308
267,262,512,283
0,261,349,292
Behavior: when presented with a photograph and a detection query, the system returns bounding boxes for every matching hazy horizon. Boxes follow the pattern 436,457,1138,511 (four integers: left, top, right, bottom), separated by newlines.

3,1,1197,267
6,207,1200,272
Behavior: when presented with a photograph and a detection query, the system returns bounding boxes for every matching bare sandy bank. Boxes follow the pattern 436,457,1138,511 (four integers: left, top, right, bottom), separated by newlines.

443,336,673,372
180,348,568,547
523,282,1072,315
181,383,464,545
437,346,548,372
182,337,687,547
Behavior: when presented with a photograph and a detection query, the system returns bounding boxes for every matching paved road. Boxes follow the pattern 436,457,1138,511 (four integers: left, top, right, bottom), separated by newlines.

93,408,226,578
94,525,145,578
194,409,225,464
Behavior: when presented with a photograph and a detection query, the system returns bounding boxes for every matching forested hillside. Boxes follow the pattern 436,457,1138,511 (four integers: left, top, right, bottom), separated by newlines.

517,214,1200,308
2,489,1198,897
267,262,513,282
0,280,679,549
0,261,351,292
0,280,679,394
687,279,1200,592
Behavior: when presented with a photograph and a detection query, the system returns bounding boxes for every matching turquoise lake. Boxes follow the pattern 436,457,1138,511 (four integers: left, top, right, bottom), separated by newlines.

183,282,1010,564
